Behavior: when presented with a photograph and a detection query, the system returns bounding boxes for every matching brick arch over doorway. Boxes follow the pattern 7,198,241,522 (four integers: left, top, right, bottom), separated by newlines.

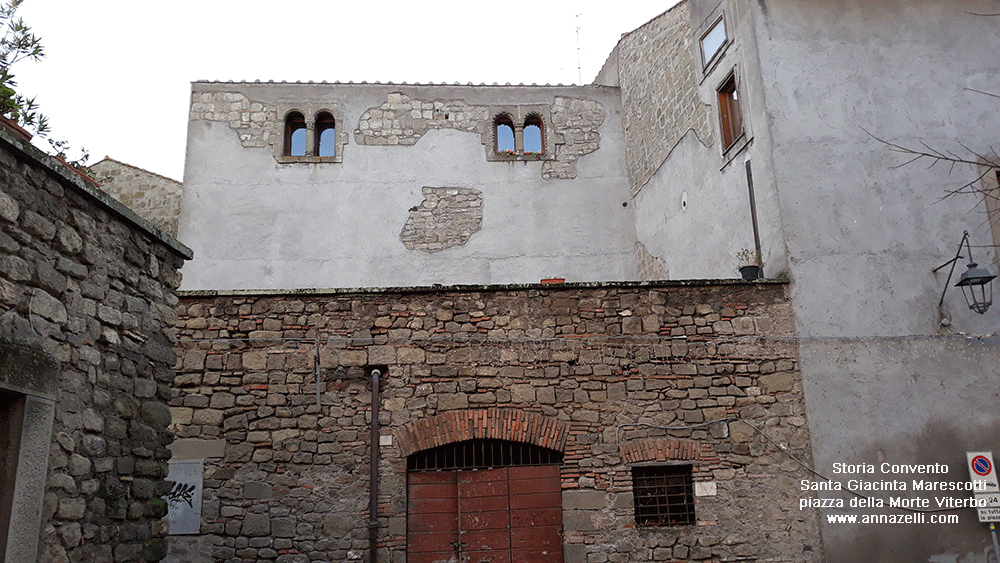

401,410,569,563
394,408,570,457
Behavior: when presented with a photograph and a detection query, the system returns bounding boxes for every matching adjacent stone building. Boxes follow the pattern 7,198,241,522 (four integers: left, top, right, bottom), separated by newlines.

0,125,191,563
89,158,184,238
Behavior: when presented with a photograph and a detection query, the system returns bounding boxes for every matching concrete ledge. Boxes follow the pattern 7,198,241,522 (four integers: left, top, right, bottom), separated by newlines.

179,277,789,299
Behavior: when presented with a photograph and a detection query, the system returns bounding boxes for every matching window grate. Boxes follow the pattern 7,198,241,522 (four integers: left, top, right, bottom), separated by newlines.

631,465,696,526
407,439,563,471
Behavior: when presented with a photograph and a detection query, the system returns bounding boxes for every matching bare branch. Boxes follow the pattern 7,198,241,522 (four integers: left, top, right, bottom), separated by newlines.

965,87,1000,99
862,128,990,168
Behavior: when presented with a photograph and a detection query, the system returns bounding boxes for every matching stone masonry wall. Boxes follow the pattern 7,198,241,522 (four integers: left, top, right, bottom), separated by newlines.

172,281,820,563
399,187,483,252
189,91,276,150
89,158,184,238
618,2,713,195
0,128,190,563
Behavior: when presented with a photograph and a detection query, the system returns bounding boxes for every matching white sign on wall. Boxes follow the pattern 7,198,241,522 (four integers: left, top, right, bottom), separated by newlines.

164,459,204,534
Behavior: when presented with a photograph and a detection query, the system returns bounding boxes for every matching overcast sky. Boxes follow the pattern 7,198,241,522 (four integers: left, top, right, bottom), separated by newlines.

13,1,679,181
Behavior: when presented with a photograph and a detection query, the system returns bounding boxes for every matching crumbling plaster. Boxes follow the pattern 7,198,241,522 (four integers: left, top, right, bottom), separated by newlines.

181,83,635,291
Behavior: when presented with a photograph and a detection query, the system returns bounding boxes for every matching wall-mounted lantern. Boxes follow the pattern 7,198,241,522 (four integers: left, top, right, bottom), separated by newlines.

935,230,996,315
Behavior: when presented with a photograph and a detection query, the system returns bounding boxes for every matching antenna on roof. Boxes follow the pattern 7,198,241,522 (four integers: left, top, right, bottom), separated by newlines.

575,13,583,85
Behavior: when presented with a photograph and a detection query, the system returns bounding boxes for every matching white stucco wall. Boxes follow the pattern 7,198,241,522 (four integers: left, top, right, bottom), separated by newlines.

757,0,1000,338
180,83,635,291
748,1,1000,560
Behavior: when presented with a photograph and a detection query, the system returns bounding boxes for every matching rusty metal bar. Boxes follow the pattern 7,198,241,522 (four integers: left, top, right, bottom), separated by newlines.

369,368,381,563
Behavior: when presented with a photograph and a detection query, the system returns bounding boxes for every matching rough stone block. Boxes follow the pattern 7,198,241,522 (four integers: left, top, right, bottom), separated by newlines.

563,490,606,510
242,513,270,536
272,517,296,538
191,408,224,426
324,514,354,537
758,372,793,393
244,482,272,500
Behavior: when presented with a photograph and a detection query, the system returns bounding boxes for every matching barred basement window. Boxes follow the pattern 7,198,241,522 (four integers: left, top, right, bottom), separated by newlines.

632,465,695,526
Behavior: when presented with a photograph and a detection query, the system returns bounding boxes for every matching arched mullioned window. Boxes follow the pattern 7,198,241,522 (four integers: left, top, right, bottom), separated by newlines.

284,111,306,156
494,114,515,154
523,114,543,154
314,112,336,157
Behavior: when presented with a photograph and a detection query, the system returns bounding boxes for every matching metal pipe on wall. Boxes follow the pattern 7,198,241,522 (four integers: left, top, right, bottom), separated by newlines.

745,160,763,267
369,368,381,563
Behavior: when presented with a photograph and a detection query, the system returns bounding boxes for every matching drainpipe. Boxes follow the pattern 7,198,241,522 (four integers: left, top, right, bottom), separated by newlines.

745,160,763,267
369,368,381,563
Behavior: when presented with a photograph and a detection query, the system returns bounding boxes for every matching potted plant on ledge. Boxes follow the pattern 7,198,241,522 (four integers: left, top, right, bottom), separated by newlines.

737,248,762,280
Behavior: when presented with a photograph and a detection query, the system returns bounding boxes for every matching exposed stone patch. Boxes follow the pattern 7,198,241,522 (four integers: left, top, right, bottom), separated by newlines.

354,93,487,146
356,93,604,179
617,3,713,195
399,187,483,252
189,91,276,149
542,96,606,180
635,240,670,280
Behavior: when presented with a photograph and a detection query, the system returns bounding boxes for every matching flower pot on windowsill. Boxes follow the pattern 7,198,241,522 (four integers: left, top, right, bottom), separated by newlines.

540,278,565,284
0,115,32,142
739,265,761,281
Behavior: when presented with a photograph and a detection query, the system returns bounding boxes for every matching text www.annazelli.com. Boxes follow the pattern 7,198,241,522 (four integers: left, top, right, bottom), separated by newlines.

826,513,959,524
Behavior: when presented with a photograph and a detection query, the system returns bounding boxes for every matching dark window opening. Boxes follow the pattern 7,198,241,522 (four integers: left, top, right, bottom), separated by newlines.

523,115,543,154
407,439,563,471
315,112,336,157
284,111,307,156
0,389,26,556
495,115,515,154
632,465,695,526
717,74,743,150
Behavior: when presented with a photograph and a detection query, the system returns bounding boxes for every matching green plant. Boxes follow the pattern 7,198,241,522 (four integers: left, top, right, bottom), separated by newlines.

0,1,87,168
0,0,47,134
737,248,756,267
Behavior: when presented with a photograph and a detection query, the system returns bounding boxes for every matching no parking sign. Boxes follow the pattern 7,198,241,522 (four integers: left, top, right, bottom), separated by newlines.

968,452,1000,493
968,452,1000,522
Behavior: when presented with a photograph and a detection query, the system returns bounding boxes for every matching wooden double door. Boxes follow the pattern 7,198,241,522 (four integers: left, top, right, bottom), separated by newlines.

407,465,563,563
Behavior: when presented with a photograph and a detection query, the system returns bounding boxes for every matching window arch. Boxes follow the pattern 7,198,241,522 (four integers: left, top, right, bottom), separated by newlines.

283,111,306,156
523,114,544,154
314,111,336,157
494,114,515,154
